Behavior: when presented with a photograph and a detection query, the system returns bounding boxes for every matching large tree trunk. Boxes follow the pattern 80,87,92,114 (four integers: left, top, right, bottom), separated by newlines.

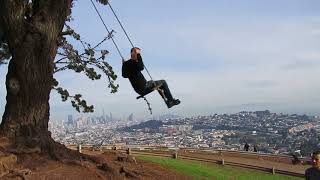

0,0,72,155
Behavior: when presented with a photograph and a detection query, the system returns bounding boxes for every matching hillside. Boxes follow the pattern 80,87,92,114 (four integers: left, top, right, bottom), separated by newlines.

0,149,189,180
120,120,164,132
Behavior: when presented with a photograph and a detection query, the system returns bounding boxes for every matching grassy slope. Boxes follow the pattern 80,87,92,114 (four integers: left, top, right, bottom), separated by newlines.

138,155,303,180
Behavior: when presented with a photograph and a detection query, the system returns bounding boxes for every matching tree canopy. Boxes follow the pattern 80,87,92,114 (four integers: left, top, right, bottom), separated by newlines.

0,0,119,113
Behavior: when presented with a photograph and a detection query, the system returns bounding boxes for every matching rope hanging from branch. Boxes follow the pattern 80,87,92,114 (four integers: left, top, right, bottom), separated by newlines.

90,0,159,114
90,0,124,60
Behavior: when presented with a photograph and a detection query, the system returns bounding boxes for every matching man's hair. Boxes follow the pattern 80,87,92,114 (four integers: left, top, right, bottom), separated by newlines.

131,47,140,53
313,150,320,156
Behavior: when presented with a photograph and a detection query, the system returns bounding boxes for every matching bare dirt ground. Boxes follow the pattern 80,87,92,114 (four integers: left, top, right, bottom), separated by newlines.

0,149,191,180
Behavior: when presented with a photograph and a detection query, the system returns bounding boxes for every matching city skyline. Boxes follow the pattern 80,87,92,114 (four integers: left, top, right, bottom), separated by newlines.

1,0,320,121
50,109,319,157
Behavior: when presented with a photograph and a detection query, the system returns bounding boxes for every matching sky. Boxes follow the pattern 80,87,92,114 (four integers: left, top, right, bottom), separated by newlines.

1,0,320,121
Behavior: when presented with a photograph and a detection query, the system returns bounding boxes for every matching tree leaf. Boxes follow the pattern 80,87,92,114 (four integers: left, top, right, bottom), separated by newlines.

96,0,109,5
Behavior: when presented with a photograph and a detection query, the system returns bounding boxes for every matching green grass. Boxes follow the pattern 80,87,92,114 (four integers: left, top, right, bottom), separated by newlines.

138,155,303,180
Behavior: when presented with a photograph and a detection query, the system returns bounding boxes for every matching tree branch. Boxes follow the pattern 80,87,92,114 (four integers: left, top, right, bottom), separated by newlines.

60,30,74,36
0,1,27,50
52,85,94,113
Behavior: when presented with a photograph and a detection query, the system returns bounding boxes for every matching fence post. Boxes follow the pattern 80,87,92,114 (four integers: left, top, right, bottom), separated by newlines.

272,167,275,175
173,152,178,159
77,144,82,153
126,148,131,155
221,159,225,166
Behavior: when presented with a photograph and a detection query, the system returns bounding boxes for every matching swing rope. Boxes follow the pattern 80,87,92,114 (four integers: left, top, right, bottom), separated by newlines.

91,0,155,82
107,1,154,82
107,1,134,48
90,0,124,60
90,0,163,114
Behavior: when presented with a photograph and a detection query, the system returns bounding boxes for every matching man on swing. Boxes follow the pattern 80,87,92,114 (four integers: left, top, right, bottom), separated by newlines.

122,47,180,108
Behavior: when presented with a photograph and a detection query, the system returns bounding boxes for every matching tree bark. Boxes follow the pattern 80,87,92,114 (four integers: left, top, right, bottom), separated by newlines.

0,0,72,153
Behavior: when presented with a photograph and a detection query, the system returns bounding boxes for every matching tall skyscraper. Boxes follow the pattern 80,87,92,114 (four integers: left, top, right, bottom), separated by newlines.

128,113,134,121
67,115,73,126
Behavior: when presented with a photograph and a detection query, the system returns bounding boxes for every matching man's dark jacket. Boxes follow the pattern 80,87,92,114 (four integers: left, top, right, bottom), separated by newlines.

122,54,146,95
305,167,320,180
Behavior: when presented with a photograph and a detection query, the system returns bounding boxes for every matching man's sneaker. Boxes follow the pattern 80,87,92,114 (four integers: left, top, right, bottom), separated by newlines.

166,99,181,108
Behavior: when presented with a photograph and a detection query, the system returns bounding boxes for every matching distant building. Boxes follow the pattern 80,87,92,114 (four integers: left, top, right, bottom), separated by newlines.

105,115,110,122
288,123,313,133
110,113,113,121
67,115,73,126
128,113,134,121
255,110,270,118
177,125,193,132
75,117,87,128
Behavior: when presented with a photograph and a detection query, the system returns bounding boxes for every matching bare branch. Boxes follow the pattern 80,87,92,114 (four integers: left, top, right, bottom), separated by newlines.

53,23,120,112
52,82,94,113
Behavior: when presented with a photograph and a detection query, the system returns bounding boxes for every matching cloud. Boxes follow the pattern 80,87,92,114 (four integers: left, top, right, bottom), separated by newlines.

282,52,320,70
283,60,320,70
246,80,278,88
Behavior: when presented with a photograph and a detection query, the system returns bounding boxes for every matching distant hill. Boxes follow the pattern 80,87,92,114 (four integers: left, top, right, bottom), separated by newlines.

119,120,164,132
154,114,181,121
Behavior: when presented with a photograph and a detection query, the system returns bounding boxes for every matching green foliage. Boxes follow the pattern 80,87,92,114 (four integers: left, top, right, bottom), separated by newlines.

96,0,109,5
71,94,94,113
53,22,119,113
52,83,94,113
55,24,118,92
